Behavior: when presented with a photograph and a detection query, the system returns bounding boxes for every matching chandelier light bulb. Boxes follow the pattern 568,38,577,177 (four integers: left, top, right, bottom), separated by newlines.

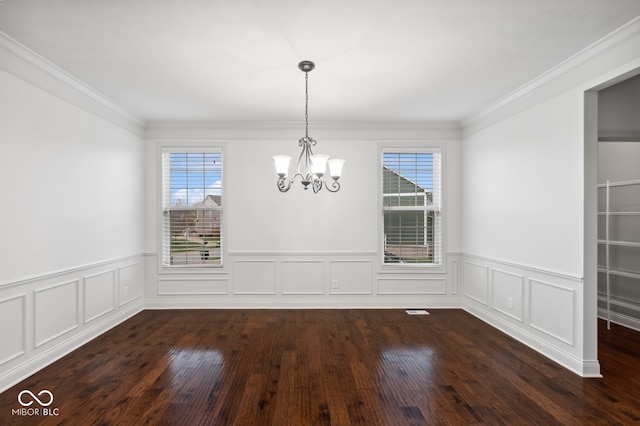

273,155,291,177
310,154,329,177
328,158,345,179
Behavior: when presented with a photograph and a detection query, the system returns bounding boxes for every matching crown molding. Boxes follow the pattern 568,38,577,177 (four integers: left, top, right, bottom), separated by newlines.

462,16,640,137
0,31,145,136
144,120,461,130
144,120,462,141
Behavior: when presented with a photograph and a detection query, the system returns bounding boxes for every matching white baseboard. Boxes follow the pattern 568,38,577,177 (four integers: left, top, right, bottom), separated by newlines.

144,296,463,310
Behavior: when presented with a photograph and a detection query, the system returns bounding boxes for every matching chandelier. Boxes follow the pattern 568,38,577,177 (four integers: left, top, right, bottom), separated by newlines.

273,61,344,193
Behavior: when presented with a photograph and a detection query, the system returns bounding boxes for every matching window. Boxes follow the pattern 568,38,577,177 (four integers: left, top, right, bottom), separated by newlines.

382,150,442,265
161,149,223,267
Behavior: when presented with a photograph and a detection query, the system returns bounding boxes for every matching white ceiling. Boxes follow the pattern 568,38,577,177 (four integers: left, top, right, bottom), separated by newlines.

1,0,639,124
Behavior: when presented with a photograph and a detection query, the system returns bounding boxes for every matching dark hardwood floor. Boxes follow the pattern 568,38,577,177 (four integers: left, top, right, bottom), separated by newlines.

1,309,639,425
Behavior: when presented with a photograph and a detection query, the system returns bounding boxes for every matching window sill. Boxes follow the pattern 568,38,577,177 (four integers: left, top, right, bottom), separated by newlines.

158,265,227,275
379,263,445,274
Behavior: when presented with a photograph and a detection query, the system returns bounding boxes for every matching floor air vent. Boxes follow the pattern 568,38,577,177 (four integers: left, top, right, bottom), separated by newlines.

405,309,429,315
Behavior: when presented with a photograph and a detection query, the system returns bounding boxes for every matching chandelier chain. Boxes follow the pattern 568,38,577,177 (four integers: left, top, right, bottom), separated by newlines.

304,71,309,138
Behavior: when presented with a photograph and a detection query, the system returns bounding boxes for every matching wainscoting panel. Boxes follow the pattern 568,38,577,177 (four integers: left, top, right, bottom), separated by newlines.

119,262,143,306
491,269,524,322
84,269,116,324
464,262,489,305
378,277,446,295
158,278,228,295
461,254,589,376
233,260,277,295
281,260,324,295
0,294,26,365
145,252,463,308
0,255,144,393
34,280,79,347
330,260,373,294
450,258,459,295
529,278,575,345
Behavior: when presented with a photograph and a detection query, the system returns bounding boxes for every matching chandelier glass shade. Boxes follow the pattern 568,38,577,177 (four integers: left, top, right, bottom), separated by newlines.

273,61,344,193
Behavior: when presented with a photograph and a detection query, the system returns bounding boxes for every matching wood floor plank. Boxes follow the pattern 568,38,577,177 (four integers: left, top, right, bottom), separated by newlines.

1,309,640,425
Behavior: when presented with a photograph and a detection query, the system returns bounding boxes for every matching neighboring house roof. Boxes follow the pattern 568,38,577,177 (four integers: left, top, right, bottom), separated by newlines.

197,194,222,207
382,166,431,194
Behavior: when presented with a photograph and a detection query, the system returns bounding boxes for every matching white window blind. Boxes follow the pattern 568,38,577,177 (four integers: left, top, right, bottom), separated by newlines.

161,150,222,267
382,151,442,265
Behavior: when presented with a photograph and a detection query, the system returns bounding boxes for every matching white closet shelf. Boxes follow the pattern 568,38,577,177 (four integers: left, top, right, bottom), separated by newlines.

598,178,640,330
597,266,640,280
597,295,640,312
597,211,640,216
597,239,640,248
597,179,640,188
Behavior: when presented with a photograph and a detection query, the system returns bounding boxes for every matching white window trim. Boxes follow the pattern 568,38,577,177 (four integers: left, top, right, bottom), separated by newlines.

379,144,446,272
157,143,226,273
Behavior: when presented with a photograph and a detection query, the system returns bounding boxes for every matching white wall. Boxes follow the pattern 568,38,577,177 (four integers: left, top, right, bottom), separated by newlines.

462,91,585,273
460,17,640,377
598,142,640,186
0,69,144,283
143,124,462,308
599,74,640,141
0,38,145,392
227,137,378,253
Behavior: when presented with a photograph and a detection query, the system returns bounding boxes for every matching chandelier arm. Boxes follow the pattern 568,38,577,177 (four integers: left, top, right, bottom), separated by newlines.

324,179,341,193
297,138,307,174
312,178,323,193
298,136,316,177
291,171,312,190
277,176,292,192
